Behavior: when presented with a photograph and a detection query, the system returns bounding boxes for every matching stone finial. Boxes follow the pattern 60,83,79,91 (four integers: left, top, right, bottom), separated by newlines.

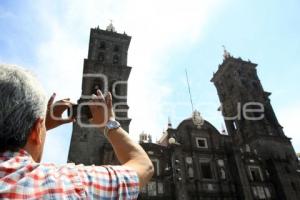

139,131,148,143
192,110,204,128
139,131,153,143
106,20,116,32
222,45,231,60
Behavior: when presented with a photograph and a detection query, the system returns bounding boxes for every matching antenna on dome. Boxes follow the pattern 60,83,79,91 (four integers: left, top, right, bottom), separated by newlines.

185,68,194,113
185,68,205,128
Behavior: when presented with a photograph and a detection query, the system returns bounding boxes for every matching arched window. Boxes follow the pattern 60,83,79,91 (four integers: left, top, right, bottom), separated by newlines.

99,41,106,49
93,79,105,94
114,45,120,52
113,55,119,64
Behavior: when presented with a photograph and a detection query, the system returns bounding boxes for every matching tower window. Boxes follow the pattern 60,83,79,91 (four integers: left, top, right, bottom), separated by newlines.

114,45,120,52
112,81,122,97
113,55,120,64
92,85,101,95
99,41,106,49
92,78,105,94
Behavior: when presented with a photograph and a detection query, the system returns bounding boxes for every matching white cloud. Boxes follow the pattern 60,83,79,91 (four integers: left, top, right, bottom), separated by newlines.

32,0,224,163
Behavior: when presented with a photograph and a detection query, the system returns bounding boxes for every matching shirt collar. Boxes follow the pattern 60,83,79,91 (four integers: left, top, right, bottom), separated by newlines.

0,149,32,162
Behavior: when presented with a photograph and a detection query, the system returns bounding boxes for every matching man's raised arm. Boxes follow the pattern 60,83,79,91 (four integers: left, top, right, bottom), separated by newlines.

88,90,154,188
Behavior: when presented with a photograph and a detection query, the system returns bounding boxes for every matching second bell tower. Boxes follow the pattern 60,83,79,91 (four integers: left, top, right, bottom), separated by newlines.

211,51,300,199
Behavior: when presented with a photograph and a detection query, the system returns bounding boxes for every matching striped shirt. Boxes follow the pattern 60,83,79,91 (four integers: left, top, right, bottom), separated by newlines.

0,149,139,199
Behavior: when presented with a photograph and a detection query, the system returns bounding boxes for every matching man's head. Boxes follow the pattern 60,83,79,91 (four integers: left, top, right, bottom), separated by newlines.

0,64,47,162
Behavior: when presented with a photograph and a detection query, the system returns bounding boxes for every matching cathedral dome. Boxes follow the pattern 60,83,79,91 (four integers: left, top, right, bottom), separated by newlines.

176,118,222,136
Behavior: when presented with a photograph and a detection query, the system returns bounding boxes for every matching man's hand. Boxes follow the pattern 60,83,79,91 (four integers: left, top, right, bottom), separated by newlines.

45,93,75,131
88,90,115,129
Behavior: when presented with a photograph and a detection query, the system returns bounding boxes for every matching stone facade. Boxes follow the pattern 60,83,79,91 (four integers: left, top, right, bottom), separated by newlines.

68,26,300,199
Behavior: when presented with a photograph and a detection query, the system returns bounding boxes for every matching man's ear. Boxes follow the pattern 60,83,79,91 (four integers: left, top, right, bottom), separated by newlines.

28,117,45,145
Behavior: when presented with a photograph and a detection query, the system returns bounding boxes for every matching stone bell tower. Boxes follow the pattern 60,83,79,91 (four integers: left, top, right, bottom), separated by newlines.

211,50,300,199
68,23,132,165
211,50,286,143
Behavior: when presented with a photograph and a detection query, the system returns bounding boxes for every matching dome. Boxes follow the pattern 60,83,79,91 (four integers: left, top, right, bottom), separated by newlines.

176,117,222,136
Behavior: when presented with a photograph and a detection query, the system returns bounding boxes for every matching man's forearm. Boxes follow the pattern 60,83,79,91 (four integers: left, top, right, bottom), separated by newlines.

88,90,153,187
105,127,154,187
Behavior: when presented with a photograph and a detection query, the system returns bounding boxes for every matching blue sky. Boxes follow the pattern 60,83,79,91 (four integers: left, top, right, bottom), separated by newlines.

0,0,299,163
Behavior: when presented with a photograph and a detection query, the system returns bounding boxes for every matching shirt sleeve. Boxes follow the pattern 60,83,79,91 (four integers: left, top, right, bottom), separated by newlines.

76,164,139,200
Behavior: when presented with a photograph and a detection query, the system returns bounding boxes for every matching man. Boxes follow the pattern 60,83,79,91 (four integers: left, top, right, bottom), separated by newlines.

0,64,154,199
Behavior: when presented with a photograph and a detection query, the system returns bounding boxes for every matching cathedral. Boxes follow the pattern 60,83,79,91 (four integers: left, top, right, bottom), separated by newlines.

67,24,300,200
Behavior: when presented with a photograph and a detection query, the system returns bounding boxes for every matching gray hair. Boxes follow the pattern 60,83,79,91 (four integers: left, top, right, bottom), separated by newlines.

0,64,47,151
